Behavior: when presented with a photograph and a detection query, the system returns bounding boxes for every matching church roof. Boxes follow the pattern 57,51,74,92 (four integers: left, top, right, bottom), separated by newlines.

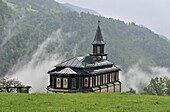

92,21,105,45
56,67,77,75
91,67,119,74
55,56,112,68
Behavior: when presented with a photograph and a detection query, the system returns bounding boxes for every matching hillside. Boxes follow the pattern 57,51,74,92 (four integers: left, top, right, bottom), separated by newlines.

63,3,99,15
0,93,170,112
0,0,170,78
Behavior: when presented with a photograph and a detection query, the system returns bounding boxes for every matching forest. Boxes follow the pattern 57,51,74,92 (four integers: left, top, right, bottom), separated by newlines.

0,0,170,78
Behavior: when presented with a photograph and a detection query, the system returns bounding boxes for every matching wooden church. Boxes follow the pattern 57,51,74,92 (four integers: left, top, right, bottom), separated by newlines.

47,21,121,93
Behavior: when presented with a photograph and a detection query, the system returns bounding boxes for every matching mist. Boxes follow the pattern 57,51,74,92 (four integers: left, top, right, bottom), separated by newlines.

0,8,25,47
121,63,170,93
7,29,65,93
56,0,170,39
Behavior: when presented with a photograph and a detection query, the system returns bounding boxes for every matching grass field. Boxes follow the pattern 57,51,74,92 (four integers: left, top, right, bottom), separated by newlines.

0,93,170,112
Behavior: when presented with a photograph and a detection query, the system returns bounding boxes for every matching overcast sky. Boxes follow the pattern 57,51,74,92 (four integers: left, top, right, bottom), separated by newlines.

56,0,170,39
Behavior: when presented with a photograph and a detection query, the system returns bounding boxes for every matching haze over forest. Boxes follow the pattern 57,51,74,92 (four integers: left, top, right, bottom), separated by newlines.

56,0,170,40
0,0,170,92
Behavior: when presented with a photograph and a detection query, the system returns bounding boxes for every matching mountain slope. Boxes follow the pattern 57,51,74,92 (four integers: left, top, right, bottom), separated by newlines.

159,35,170,43
62,3,99,15
0,0,170,77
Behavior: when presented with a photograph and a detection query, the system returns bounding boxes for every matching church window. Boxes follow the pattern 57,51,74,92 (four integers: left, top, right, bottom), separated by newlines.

63,78,68,88
84,77,89,87
96,76,98,86
56,77,61,88
90,77,92,87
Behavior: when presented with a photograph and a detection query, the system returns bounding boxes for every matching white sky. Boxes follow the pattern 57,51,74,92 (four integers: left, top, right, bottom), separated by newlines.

56,0,170,39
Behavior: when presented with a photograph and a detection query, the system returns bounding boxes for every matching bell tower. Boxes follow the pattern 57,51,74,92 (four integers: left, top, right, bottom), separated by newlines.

90,21,107,60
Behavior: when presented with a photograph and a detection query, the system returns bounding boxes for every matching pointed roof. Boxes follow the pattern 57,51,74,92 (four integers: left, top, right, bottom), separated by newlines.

57,67,77,75
92,21,105,45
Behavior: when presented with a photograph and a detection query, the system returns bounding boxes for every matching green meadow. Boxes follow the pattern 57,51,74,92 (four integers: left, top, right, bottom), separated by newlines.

0,93,170,112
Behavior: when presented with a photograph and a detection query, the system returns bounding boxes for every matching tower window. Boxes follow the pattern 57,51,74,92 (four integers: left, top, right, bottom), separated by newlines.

97,46,100,53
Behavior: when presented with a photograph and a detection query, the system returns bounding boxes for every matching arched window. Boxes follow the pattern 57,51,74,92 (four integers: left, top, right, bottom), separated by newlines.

56,77,61,88
84,77,89,87
63,78,68,88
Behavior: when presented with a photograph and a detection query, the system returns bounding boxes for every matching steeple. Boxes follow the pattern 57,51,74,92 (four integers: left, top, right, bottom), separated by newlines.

92,21,105,45
90,21,107,60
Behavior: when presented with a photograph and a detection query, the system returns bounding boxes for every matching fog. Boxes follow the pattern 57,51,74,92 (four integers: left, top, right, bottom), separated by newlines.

7,29,65,93
56,0,170,39
121,63,170,93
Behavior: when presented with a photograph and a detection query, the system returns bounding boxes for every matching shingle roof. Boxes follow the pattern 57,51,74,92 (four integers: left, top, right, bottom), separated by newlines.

91,67,119,74
55,56,113,68
55,56,85,68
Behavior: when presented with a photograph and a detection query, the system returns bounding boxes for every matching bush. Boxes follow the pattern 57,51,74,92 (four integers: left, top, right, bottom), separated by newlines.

126,88,136,94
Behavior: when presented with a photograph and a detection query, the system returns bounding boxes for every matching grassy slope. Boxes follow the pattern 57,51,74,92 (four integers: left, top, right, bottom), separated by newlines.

0,93,170,112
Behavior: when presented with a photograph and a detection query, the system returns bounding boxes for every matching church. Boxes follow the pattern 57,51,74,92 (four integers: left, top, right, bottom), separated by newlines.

47,21,121,93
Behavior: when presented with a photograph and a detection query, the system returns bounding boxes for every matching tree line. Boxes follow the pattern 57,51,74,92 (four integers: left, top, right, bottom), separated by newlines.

127,77,170,96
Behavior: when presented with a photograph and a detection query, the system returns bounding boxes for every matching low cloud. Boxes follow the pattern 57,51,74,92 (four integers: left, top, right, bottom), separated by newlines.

7,29,65,93
121,63,170,93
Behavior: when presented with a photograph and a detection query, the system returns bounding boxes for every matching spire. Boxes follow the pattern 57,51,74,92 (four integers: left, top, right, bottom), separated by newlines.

92,20,105,45
90,20,107,60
